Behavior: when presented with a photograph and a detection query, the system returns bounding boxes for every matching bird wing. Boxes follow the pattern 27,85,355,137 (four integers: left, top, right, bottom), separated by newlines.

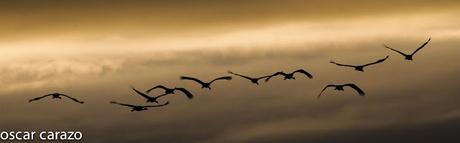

173,88,194,99
363,56,389,67
330,61,356,68
228,71,255,81
265,72,286,82
60,94,84,104
28,94,53,102
292,69,313,79
180,76,205,85
146,85,169,93
256,75,272,80
411,38,431,55
132,87,153,99
383,44,408,56
144,101,170,108
110,101,136,107
318,85,335,98
210,76,232,84
344,83,365,96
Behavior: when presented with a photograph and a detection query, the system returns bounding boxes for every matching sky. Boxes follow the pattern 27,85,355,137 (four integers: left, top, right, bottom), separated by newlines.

0,0,460,142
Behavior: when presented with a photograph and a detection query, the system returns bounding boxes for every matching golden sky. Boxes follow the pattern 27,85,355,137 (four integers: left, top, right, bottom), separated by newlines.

0,1,459,142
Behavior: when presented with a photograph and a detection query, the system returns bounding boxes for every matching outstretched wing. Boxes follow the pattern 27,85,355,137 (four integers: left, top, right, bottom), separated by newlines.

318,85,335,98
110,101,136,107
210,76,232,84
344,83,365,96
228,71,255,80
383,44,408,56
256,75,272,80
292,69,313,79
144,101,170,108
265,72,287,82
363,56,389,67
411,38,431,55
60,94,85,104
330,61,356,68
28,94,53,102
155,93,170,99
174,88,194,99
132,87,153,99
180,76,206,85
146,85,169,93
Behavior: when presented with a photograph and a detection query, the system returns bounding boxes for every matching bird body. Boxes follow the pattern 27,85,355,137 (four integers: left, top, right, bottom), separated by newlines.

354,66,364,72
132,106,149,112
318,83,365,98
51,94,62,99
384,38,431,61
330,56,389,72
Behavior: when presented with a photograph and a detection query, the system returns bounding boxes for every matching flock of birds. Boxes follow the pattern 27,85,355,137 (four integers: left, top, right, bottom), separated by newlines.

28,38,432,112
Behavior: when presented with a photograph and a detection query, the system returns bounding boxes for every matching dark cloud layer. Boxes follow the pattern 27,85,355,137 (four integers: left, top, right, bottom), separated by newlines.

0,0,459,40
239,118,460,143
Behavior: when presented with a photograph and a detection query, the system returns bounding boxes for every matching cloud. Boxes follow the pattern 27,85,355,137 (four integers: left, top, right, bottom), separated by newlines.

0,0,459,41
0,59,124,91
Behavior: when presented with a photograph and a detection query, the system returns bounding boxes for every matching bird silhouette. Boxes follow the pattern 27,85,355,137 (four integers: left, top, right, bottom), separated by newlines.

330,56,389,72
132,87,171,103
265,69,313,82
383,38,431,60
145,85,194,99
180,76,232,90
318,83,365,98
228,71,272,85
28,93,84,104
110,101,169,112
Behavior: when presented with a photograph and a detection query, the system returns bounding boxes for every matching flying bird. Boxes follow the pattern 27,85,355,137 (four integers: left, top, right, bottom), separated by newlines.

146,85,194,99
180,76,232,90
318,83,365,98
265,69,313,82
228,71,272,85
131,87,171,103
383,38,431,60
110,101,169,112
330,56,389,72
28,93,84,104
